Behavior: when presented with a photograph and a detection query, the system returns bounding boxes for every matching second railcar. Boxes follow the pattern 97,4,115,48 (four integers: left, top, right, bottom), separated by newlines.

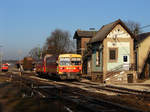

35,54,58,77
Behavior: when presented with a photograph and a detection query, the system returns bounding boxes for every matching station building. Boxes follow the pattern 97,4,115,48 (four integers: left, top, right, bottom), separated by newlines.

74,19,150,84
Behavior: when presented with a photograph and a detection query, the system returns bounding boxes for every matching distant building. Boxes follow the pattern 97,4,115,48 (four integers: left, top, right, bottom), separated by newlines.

135,32,150,79
73,30,97,56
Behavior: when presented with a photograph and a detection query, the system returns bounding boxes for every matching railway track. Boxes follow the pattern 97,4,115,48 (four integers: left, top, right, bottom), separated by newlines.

33,83,144,112
31,76,150,96
2,72,150,97
4,72,146,112
70,82,150,96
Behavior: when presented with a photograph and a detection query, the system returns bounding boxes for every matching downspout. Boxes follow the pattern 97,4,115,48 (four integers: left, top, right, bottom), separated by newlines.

134,40,139,79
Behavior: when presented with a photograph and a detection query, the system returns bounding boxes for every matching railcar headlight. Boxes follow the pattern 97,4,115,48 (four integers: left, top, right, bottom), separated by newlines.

60,67,64,70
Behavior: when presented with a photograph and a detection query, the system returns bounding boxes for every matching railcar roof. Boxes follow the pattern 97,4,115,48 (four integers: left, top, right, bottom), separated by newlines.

59,54,82,58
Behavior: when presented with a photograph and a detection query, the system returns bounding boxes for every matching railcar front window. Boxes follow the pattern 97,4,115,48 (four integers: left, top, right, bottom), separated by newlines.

71,57,81,65
59,57,70,66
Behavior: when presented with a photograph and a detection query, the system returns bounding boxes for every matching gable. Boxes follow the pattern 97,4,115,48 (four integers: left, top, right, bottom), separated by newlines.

107,24,131,38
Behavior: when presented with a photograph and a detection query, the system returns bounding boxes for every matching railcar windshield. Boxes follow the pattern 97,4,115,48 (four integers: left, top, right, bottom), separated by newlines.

59,57,70,66
2,64,8,67
59,57,81,66
71,57,81,65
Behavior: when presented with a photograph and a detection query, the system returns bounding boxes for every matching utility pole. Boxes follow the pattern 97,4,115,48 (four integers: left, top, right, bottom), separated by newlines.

0,45,3,68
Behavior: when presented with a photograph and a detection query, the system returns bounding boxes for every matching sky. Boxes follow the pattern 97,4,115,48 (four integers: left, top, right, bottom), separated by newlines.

0,0,150,60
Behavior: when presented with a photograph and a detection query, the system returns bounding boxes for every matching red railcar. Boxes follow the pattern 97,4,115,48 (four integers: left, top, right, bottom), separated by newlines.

1,63,9,72
35,54,58,76
44,54,58,75
35,59,44,75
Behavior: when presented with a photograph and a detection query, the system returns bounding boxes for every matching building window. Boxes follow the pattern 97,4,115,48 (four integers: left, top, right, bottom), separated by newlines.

109,48,118,62
96,50,100,66
123,56,128,62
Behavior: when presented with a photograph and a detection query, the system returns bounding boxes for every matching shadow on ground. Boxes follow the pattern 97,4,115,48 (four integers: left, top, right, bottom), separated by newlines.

0,82,69,112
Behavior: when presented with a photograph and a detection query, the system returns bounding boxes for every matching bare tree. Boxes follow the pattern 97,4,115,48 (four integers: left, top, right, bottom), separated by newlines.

43,29,75,55
124,20,142,36
28,47,42,60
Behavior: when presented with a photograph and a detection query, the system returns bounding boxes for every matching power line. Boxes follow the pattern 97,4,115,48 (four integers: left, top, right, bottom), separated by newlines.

140,25,150,29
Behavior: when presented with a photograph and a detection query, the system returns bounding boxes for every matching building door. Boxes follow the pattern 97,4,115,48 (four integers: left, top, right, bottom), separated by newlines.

128,74,133,83
123,55,129,70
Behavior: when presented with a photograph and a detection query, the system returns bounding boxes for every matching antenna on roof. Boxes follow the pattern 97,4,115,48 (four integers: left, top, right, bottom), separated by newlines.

89,28,95,31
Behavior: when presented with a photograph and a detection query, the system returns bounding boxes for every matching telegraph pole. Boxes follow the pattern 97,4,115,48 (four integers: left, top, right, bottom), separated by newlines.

0,45,3,68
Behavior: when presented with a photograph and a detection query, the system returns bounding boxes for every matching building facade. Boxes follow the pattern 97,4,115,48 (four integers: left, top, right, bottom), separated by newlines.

135,32,150,79
89,19,137,83
73,30,97,56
